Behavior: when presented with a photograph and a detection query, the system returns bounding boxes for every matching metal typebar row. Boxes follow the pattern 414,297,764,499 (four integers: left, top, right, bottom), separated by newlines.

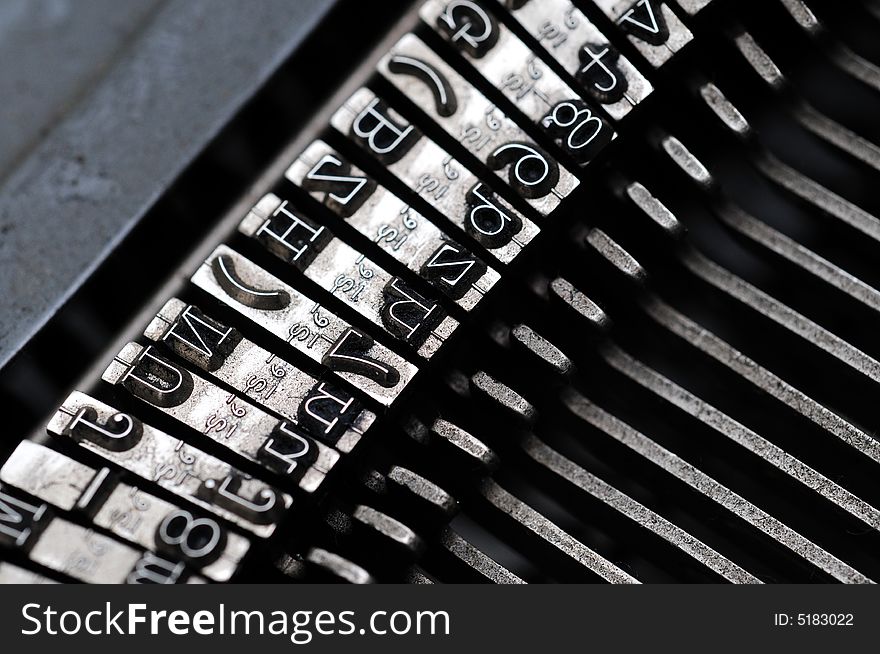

2,0,720,583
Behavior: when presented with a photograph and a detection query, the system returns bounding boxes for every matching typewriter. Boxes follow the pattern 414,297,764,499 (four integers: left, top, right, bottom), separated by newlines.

1,0,879,584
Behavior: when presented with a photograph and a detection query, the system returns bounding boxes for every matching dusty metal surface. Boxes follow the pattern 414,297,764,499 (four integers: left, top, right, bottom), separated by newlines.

0,0,335,370
0,0,164,181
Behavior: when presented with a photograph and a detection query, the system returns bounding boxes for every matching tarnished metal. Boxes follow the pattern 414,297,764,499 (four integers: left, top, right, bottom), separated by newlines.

681,249,880,387
585,228,647,285
331,88,539,264
440,528,525,583
0,483,204,584
509,323,573,377
48,391,292,538
191,245,419,406
660,135,714,189
593,0,693,68
0,563,56,584
480,478,640,583
1,441,250,582
505,0,652,120
306,548,375,584
144,298,374,453
352,505,425,555
286,139,502,309
377,34,580,209
700,83,751,138
624,181,684,238
102,342,340,493
430,418,500,471
734,30,880,173
420,0,616,163
549,277,611,330
641,297,880,465
601,343,880,531
563,391,873,583
387,465,458,518
470,370,536,424
11,0,879,587
521,434,760,583
239,193,459,358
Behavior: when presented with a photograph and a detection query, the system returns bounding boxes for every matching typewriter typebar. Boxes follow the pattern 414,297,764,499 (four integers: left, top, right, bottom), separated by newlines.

192,245,419,406
331,88,541,263
1,441,250,581
0,480,206,584
593,0,694,66
286,140,502,310
5,0,880,585
503,0,653,120
418,0,618,163
102,342,341,492
47,392,293,538
0,563,56,584
238,193,460,358
377,34,582,206
144,298,376,453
